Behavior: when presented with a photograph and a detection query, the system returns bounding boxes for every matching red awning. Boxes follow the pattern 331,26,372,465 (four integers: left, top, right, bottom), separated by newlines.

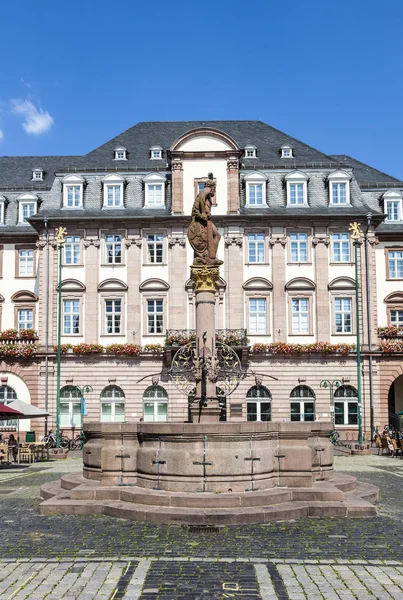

0,403,24,419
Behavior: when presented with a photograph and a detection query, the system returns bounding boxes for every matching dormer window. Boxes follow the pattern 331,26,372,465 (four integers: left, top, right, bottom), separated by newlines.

285,171,308,205
328,171,351,205
144,173,166,207
0,195,6,225
281,144,293,159
114,147,127,160
102,174,124,208
17,193,38,224
32,169,43,181
245,145,257,159
62,174,84,209
244,172,267,206
150,145,163,160
384,190,403,222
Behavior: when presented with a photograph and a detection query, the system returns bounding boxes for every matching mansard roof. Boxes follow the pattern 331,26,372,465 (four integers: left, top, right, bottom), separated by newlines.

331,154,401,187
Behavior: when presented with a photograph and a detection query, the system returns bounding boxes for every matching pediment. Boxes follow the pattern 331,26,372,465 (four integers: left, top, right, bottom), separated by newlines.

58,279,86,292
143,172,166,182
328,170,351,181
16,193,38,201
328,277,355,290
62,174,85,184
243,278,273,291
98,279,128,292
171,128,239,152
383,190,402,200
385,292,403,304
102,173,125,183
285,170,308,181
11,290,38,302
243,171,266,181
285,278,315,291
140,278,169,292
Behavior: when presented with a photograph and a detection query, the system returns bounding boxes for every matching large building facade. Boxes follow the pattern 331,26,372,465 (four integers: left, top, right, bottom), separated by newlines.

0,120,402,440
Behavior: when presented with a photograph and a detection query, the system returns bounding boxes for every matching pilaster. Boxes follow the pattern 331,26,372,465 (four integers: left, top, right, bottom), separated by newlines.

83,234,100,344
168,231,187,330
269,235,287,342
312,233,330,341
171,159,184,214
224,233,243,328
226,158,239,214
125,234,142,343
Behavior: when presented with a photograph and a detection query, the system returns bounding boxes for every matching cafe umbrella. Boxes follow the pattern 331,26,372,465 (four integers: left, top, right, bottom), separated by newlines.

2,399,50,461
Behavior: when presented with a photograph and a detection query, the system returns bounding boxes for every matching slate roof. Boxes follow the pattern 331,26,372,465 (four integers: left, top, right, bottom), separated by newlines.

330,155,401,186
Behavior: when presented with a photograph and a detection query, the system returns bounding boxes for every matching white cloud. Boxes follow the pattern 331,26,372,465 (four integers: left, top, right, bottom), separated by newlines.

0,130,3,141
11,99,54,135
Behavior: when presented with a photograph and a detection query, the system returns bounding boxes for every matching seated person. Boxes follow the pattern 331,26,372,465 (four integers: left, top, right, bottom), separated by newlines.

8,434,18,462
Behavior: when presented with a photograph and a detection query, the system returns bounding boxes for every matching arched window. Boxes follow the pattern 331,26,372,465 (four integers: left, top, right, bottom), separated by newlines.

0,385,18,428
143,386,168,422
334,385,358,426
100,385,125,423
60,386,82,428
290,385,315,422
246,386,271,422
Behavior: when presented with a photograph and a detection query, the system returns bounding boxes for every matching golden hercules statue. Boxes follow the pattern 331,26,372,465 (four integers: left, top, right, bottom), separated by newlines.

187,173,223,266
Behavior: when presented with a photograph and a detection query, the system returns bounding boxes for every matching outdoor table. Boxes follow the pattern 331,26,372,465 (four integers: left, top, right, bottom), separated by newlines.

0,444,8,464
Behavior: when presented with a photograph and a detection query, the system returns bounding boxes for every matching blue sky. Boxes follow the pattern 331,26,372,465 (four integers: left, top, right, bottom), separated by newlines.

1,0,403,178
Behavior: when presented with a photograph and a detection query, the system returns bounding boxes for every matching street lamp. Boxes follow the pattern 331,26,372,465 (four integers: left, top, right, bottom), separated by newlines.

349,221,363,445
55,227,67,448
72,384,93,426
320,379,342,424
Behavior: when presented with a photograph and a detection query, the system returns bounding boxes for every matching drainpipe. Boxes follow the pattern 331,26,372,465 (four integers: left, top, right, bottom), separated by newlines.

365,212,375,440
44,217,49,436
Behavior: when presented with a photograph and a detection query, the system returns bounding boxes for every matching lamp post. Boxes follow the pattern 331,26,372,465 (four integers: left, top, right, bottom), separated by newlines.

349,221,363,445
55,227,67,448
320,379,342,424
72,384,93,426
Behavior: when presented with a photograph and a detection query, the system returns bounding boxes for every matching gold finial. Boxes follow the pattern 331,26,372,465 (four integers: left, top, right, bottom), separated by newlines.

348,222,361,240
55,227,67,245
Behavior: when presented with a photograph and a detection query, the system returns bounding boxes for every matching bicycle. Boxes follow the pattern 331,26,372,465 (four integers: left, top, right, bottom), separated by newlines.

42,430,69,449
330,430,340,445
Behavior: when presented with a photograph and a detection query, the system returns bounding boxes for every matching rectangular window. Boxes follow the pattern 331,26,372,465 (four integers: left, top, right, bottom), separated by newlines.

335,298,352,333
18,249,34,276
105,235,122,264
289,183,304,205
248,234,265,263
146,184,164,206
387,201,400,222
249,298,267,334
64,236,81,265
388,251,403,279
20,203,35,224
105,299,122,334
334,401,358,425
66,186,81,208
0,202,4,224
290,233,308,262
18,309,33,330
246,401,271,422
247,183,263,205
147,234,163,264
331,182,347,204
390,310,403,325
63,300,80,335
292,299,309,334
290,401,315,422
106,185,122,207
147,299,164,334
332,232,350,262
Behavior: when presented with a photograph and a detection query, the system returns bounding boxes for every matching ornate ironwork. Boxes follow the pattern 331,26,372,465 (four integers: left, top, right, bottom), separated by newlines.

170,342,243,398
166,329,248,347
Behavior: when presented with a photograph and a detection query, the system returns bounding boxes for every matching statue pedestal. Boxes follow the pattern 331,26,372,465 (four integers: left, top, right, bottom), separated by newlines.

190,398,222,423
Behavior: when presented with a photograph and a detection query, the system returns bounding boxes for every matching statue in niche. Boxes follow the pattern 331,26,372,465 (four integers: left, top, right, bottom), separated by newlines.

187,173,223,266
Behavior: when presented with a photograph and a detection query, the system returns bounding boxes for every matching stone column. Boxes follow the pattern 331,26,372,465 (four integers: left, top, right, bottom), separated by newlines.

168,232,187,329
125,233,142,343
190,265,221,423
313,234,330,341
171,160,184,214
224,233,243,329
83,236,100,344
227,158,239,214
270,236,287,342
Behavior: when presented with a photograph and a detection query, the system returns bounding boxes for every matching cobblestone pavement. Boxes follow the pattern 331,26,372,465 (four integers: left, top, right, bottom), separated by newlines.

1,453,403,598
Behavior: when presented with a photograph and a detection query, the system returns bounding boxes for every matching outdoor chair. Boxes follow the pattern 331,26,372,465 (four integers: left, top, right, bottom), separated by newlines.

19,444,34,464
381,436,390,455
375,436,383,455
391,438,401,457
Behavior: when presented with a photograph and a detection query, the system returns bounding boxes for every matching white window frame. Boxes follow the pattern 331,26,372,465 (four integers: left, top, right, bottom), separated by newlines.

246,386,271,422
249,298,267,334
388,250,403,279
101,386,125,423
328,171,351,205
334,386,358,426
244,145,257,158
150,146,163,160
17,308,33,330
290,386,315,422
147,234,164,264
332,232,350,262
32,169,43,181
147,299,164,334
334,298,352,334
281,145,293,158
102,174,124,208
143,386,168,422
384,191,402,222
290,232,308,263
62,175,84,209
291,298,309,334
17,194,38,224
0,197,5,225
63,299,80,335
144,173,166,208
64,235,81,265
60,386,82,428
105,234,122,265
104,299,122,334
248,233,265,263
18,249,34,277
114,147,127,160
285,171,308,206
390,310,403,325
244,172,266,206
